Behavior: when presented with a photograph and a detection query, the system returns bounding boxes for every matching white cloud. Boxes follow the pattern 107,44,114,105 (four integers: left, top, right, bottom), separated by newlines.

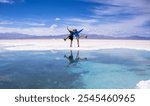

67,18,98,24
87,0,150,14
0,0,24,4
0,24,68,36
0,20,46,26
110,0,150,11
0,15,149,37
86,0,150,7
96,17,149,36
0,0,14,4
92,6,135,17
64,15,150,37
0,27,49,35
0,21,13,25
50,24,58,29
55,18,61,21
79,0,150,36
24,22,46,26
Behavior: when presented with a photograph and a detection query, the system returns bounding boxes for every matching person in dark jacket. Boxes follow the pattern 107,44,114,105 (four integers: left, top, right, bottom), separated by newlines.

64,27,74,47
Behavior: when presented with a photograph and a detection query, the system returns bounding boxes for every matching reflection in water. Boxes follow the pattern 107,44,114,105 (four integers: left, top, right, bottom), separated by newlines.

0,49,150,89
64,50,87,67
0,50,89,89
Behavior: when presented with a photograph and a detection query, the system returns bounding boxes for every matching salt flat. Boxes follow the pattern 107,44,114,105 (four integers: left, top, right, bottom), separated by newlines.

0,39,150,51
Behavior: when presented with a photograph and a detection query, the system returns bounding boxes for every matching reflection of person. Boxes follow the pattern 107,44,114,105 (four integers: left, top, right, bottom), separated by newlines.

64,27,87,47
64,50,87,66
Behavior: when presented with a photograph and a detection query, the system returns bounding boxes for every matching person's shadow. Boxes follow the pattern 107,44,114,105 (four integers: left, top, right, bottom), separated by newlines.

64,50,87,67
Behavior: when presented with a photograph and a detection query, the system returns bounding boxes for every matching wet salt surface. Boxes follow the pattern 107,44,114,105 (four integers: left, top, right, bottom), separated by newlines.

0,49,150,89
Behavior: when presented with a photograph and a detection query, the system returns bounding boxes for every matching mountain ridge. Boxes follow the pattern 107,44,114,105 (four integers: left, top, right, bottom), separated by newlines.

0,33,150,40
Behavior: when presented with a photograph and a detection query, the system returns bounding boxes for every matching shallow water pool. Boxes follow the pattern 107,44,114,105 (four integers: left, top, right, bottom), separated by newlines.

0,49,150,89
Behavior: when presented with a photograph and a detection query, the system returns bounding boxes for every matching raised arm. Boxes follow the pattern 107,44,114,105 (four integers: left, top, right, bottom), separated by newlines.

78,29,83,33
67,27,72,33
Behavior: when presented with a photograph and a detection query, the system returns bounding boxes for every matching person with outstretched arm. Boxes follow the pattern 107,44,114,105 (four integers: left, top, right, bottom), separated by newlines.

64,27,74,47
73,28,83,47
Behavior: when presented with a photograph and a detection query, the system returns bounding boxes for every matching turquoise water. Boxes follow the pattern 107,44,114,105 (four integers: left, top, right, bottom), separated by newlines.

0,49,150,89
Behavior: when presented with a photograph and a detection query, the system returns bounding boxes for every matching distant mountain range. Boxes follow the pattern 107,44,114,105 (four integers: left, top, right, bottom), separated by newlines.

0,33,150,40
86,34,150,40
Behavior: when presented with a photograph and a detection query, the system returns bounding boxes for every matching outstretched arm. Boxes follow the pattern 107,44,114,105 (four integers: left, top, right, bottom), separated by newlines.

78,29,83,33
64,55,69,60
67,27,70,31
79,57,87,61
67,27,72,33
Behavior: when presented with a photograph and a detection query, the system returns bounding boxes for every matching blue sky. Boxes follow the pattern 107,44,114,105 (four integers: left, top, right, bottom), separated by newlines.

0,0,150,36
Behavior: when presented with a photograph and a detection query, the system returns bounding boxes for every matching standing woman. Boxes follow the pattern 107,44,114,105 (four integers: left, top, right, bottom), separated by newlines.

73,29,83,47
